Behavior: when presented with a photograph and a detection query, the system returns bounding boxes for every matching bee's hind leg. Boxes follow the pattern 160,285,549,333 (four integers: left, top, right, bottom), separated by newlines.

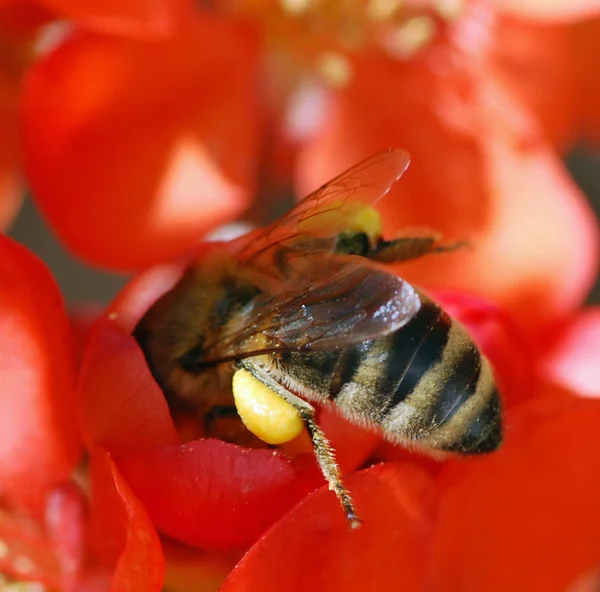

239,362,361,529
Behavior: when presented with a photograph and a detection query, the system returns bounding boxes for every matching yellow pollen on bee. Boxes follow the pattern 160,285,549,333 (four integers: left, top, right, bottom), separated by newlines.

316,50,353,87
385,15,437,59
297,201,383,242
232,369,304,445
348,204,383,241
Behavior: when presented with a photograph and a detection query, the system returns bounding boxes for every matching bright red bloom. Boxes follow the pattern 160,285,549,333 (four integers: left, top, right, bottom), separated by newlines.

0,236,165,590
0,236,80,516
22,12,261,270
78,268,324,550
5,1,600,588
19,1,600,325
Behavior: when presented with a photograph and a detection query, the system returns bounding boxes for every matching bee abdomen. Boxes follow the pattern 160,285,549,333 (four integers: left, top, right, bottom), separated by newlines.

377,299,502,453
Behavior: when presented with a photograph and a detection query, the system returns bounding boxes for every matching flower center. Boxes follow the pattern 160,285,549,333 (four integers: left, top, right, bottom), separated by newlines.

215,0,469,86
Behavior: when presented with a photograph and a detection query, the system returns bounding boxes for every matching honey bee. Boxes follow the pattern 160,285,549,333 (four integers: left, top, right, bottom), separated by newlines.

133,149,502,528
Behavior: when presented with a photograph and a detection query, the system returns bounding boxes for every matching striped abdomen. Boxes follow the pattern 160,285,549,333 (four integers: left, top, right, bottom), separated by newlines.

275,297,502,454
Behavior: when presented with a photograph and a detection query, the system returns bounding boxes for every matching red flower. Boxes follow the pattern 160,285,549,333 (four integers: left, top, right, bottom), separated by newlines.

3,2,600,587
0,235,164,590
70,237,600,591
0,1,52,231
0,0,189,232
18,1,599,328
78,268,323,550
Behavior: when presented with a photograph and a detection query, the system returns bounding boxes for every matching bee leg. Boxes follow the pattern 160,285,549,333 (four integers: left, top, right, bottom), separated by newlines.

239,362,361,529
370,235,468,264
301,407,362,529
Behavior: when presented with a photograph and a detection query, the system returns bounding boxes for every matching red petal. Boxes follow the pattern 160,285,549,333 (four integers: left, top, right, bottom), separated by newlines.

116,441,323,550
496,0,600,22
541,307,600,398
431,395,600,591
88,449,165,591
297,54,599,329
492,16,577,149
0,0,54,33
0,236,81,516
45,483,88,583
221,462,437,592
79,320,179,452
37,0,188,37
570,16,600,143
0,508,62,587
0,37,25,231
22,16,261,270
107,259,189,332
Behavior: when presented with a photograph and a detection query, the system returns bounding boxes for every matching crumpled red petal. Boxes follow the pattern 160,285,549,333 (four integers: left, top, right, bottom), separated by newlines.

540,307,600,398
88,449,165,591
117,442,322,550
80,310,323,550
297,53,599,330
37,0,189,37
79,320,180,453
22,15,261,270
496,0,600,22
0,236,81,517
430,394,600,592
221,462,437,592
106,258,190,331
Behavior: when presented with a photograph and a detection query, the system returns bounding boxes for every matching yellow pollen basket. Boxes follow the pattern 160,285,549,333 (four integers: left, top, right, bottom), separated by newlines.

232,369,304,445
297,201,383,243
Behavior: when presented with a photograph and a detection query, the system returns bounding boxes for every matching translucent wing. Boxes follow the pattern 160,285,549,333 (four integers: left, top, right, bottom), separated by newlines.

235,149,410,269
198,256,421,365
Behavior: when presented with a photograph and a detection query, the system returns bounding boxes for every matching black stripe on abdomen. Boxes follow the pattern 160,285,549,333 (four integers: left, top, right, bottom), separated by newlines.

329,345,366,399
440,386,502,453
428,343,482,428
384,301,451,412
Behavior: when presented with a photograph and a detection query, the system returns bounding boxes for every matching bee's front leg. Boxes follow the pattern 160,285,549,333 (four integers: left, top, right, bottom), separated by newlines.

371,235,468,264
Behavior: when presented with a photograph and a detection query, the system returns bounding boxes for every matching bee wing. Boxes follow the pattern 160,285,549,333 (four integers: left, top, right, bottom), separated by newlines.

236,149,410,267
200,256,421,364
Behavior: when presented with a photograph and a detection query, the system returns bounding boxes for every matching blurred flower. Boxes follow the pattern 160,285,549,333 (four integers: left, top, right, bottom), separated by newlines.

18,0,599,329
0,1,52,230
0,235,164,590
0,0,186,232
